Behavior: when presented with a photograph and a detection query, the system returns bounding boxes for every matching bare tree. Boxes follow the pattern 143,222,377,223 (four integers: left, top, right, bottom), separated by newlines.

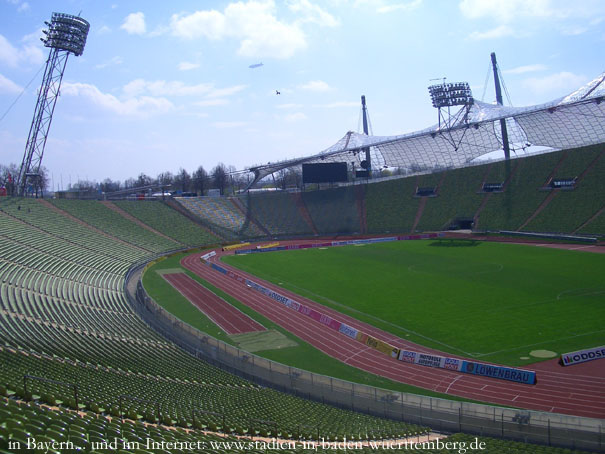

135,173,152,188
212,163,228,195
192,166,207,196
174,168,191,193
156,171,174,188
100,178,120,193
123,178,136,189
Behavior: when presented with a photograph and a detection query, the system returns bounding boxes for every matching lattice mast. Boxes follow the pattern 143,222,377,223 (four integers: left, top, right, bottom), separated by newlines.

361,95,371,178
17,12,89,196
491,52,511,160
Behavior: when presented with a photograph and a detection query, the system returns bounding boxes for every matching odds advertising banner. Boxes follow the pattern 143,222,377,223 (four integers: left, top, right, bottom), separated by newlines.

461,361,536,385
200,251,216,261
559,346,605,366
338,323,358,339
397,350,417,363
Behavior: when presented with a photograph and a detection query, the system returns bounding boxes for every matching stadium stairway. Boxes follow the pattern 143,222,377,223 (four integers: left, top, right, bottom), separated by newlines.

354,185,367,234
517,189,560,231
291,192,319,235
101,201,180,245
163,197,230,242
472,159,521,231
230,196,271,237
574,205,605,234
39,199,154,254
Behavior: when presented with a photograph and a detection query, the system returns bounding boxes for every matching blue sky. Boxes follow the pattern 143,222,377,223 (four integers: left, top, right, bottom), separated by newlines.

1,0,604,188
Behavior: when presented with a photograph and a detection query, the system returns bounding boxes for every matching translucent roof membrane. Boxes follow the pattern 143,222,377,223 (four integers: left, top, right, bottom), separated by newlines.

248,73,605,186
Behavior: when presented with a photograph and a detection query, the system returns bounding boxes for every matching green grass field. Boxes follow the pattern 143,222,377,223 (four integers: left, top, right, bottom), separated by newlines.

223,239,605,366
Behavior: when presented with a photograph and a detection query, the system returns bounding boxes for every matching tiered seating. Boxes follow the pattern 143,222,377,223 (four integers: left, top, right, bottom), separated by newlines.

50,199,181,252
365,177,419,234
0,399,592,453
578,210,605,236
475,151,564,231
522,145,605,233
238,192,313,237
113,200,220,246
0,199,146,264
0,198,426,440
302,186,361,234
416,166,485,231
0,348,423,440
176,197,265,239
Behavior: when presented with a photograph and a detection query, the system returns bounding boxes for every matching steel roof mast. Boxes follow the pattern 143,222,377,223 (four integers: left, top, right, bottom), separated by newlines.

491,52,511,160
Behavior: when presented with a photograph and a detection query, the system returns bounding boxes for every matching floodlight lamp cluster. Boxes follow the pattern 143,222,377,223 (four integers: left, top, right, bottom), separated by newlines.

41,12,90,56
428,82,474,108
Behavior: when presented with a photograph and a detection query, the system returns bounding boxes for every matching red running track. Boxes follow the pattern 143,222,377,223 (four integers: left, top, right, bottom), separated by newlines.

162,272,265,335
180,244,605,419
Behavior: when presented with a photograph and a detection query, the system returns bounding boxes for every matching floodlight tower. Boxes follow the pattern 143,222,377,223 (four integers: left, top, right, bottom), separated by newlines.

491,52,511,160
17,12,90,196
428,80,474,129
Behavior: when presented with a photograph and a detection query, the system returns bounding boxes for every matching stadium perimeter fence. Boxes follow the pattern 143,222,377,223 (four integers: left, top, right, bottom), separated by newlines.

125,259,604,452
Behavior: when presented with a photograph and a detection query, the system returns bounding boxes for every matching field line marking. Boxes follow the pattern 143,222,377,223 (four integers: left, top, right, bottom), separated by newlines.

445,375,463,394
344,346,372,364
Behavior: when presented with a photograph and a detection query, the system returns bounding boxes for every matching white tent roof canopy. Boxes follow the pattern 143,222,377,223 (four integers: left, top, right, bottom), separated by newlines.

247,72,605,186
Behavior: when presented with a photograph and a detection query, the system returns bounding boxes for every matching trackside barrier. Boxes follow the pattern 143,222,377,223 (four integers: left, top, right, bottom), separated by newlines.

235,233,443,254
126,260,604,452
257,242,280,249
201,251,216,261
222,242,250,251
560,346,605,366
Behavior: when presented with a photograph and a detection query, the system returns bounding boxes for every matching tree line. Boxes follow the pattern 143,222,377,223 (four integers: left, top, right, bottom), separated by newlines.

1,162,304,197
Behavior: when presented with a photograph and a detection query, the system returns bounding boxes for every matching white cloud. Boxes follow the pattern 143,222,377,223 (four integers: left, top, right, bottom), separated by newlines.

0,35,19,67
522,72,587,96
7,0,29,12
61,82,175,117
377,0,423,14
195,99,229,107
299,80,331,91
314,101,358,108
503,64,547,75
123,79,213,97
170,1,307,59
459,0,605,23
121,79,247,106
212,121,248,128
95,56,123,69
178,61,200,71
276,103,304,109
121,12,146,35
97,25,111,35
0,32,44,68
560,26,588,36
0,73,21,94
284,112,307,122
287,0,339,26
207,85,247,98
460,0,556,22
468,25,516,40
